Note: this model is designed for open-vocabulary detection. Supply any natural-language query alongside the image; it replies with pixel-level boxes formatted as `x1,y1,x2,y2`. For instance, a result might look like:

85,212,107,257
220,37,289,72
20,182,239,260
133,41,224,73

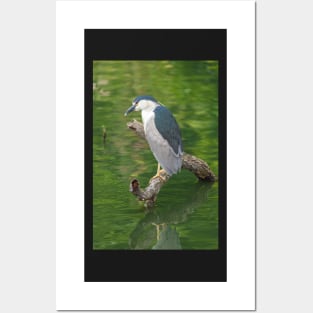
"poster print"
57,1,255,310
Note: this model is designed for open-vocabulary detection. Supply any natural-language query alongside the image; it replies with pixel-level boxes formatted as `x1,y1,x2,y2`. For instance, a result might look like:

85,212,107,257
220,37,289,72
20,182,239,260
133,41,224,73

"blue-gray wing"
145,106,183,175
154,105,183,155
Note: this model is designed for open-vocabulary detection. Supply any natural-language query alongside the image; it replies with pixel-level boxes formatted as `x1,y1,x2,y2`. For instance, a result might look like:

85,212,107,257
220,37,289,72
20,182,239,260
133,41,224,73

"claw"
149,172,166,183
149,164,167,183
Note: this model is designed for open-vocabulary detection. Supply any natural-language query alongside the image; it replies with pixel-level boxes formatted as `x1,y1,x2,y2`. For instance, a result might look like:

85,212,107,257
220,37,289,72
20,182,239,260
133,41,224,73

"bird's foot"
149,169,167,183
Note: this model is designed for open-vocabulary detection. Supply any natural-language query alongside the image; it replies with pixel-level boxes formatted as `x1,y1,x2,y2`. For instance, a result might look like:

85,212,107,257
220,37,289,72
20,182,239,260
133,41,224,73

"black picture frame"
85,29,227,282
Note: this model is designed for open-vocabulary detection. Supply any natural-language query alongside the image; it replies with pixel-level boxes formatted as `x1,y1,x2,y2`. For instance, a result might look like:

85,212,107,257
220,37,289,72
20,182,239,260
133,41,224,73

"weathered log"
129,173,169,209
127,119,217,207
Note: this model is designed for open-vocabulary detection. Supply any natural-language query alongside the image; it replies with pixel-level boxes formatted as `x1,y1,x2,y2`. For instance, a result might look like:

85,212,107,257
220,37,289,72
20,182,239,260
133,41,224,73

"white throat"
141,109,155,132
137,100,159,131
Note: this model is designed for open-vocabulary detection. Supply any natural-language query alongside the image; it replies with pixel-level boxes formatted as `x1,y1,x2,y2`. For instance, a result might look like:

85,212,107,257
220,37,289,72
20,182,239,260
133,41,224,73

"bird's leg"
156,163,161,176
152,163,161,178
149,163,167,182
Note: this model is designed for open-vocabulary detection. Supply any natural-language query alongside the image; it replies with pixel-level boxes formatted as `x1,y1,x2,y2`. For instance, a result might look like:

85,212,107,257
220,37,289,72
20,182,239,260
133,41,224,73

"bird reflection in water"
129,181,214,249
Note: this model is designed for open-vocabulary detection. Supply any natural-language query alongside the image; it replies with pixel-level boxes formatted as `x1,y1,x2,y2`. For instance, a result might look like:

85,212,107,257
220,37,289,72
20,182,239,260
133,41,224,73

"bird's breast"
141,110,155,133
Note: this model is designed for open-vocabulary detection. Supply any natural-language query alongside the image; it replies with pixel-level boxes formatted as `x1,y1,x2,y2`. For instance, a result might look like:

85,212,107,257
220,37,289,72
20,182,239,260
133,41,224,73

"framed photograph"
57,1,255,310
85,29,226,283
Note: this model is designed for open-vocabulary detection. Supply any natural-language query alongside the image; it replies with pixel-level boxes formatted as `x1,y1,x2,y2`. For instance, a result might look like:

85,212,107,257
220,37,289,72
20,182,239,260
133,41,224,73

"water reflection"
129,181,213,249
152,225,182,250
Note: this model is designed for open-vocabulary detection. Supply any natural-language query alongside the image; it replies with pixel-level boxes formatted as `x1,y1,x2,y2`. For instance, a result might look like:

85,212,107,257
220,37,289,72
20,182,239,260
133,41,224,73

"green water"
93,60,218,250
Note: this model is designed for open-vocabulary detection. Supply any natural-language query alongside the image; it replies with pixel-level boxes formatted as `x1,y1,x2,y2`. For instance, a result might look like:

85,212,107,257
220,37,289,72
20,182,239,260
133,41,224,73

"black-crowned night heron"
125,95,183,178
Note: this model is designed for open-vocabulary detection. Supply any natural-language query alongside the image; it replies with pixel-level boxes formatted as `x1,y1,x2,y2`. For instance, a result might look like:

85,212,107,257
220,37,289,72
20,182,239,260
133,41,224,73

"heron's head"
124,95,159,116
